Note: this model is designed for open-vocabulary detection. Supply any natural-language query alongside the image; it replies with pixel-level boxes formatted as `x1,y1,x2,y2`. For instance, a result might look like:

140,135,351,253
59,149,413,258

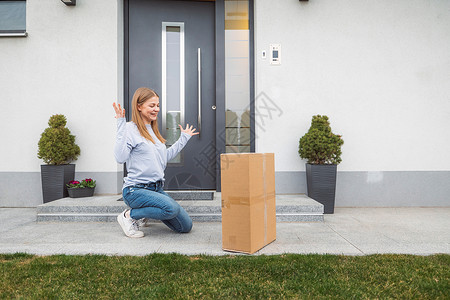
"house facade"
1,0,449,207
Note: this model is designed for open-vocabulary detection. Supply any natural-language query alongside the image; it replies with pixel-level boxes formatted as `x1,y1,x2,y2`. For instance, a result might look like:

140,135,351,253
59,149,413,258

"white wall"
2,0,449,206
1,0,122,175
255,0,450,172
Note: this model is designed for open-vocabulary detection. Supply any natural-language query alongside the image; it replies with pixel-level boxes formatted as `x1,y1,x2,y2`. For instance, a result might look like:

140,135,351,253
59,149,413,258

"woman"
113,87,199,238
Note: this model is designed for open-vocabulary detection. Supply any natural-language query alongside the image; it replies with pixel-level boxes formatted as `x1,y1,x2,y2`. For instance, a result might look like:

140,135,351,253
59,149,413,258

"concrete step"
166,190,215,201
36,194,324,223
115,190,214,201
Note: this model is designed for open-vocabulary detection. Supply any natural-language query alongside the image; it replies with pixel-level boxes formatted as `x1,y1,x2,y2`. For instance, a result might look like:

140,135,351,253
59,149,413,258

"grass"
0,253,449,299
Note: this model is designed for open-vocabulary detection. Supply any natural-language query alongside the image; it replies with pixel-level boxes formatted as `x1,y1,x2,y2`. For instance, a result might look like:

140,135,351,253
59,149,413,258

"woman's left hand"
179,124,200,136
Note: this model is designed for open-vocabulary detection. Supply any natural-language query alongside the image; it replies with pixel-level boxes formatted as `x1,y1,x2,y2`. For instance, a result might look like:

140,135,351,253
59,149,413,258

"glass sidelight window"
162,22,185,163
0,0,26,37
224,0,250,153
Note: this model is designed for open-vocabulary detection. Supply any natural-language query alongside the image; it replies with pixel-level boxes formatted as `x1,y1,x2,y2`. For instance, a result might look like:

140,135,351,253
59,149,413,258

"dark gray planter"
40,164,75,203
68,187,95,198
306,163,337,214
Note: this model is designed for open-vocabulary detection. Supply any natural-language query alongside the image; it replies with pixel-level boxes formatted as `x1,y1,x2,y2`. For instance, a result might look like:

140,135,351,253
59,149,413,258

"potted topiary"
67,178,96,198
298,115,343,214
38,114,80,203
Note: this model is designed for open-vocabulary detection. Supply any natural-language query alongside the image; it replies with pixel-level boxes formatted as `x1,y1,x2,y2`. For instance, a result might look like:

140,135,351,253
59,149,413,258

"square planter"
67,187,95,198
41,164,75,203
306,163,337,214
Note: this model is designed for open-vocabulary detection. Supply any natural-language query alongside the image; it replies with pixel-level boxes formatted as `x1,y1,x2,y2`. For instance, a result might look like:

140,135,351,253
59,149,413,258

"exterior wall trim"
276,171,450,207
0,172,123,207
215,0,226,191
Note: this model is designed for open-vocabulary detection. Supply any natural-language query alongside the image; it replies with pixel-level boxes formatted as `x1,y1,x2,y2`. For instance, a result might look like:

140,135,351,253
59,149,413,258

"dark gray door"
128,0,216,189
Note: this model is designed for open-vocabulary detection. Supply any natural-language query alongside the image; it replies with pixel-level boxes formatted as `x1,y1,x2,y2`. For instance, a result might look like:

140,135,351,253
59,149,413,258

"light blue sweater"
114,118,191,189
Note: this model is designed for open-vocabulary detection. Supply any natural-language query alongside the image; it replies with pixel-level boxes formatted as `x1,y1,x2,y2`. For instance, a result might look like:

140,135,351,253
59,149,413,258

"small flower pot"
67,187,95,198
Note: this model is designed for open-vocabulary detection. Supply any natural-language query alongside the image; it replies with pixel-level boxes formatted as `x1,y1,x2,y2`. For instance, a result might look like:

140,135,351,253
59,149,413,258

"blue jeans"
122,182,193,233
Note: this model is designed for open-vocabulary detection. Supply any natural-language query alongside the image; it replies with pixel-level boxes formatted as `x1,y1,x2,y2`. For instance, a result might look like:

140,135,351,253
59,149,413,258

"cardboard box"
220,153,276,254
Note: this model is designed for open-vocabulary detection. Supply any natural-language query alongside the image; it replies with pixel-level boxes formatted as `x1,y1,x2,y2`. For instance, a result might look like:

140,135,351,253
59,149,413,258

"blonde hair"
131,87,166,144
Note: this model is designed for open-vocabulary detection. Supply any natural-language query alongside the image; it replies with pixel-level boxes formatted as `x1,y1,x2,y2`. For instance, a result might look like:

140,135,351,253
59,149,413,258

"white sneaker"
117,210,144,238
137,218,151,227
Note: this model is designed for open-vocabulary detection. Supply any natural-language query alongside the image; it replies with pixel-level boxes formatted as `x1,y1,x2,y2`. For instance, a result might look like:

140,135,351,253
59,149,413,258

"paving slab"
0,207,449,256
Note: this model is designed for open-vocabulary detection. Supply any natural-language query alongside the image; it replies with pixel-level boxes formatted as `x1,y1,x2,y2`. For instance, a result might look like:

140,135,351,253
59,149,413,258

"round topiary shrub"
299,115,344,165
38,114,80,165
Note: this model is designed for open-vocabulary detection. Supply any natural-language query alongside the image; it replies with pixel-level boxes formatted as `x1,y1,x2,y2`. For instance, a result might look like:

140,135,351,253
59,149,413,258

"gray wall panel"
0,172,42,207
335,171,450,207
275,171,307,194
0,172,123,207
2,171,449,207
276,171,450,207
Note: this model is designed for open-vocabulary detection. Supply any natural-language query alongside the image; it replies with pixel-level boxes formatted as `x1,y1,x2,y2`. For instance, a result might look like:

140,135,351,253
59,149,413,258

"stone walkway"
0,207,449,256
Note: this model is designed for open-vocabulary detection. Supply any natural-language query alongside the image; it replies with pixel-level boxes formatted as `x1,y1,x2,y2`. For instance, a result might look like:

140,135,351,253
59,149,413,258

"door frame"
123,0,255,192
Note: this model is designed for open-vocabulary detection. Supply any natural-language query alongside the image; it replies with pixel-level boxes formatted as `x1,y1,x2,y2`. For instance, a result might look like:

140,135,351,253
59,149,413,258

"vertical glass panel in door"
224,0,251,153
162,23,185,163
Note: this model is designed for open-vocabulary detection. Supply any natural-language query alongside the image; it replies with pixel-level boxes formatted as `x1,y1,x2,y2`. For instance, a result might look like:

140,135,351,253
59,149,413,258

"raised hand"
179,124,199,136
113,102,125,119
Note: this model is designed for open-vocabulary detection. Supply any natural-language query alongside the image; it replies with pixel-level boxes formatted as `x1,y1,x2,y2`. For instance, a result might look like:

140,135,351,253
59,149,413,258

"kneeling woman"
113,87,199,238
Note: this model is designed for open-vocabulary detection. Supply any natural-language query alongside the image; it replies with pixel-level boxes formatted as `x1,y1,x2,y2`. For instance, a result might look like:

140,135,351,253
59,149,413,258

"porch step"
36,194,324,223
116,191,214,201
166,190,214,201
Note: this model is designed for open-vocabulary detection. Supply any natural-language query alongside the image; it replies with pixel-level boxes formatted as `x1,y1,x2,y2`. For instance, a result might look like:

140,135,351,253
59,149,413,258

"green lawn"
1,253,448,299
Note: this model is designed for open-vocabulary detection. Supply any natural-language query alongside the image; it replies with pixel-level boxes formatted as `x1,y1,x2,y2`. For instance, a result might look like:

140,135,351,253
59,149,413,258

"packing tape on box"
221,197,247,208
263,154,268,246
221,195,266,208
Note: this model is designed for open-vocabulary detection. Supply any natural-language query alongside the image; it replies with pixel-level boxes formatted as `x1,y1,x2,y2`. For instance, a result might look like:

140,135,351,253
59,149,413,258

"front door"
128,0,216,190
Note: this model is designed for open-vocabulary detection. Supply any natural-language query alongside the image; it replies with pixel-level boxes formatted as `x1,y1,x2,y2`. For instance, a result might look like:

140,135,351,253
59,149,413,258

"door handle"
197,48,201,137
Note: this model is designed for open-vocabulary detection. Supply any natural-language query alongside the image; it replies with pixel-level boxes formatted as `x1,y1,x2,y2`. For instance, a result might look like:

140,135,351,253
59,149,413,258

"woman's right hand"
113,102,125,119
